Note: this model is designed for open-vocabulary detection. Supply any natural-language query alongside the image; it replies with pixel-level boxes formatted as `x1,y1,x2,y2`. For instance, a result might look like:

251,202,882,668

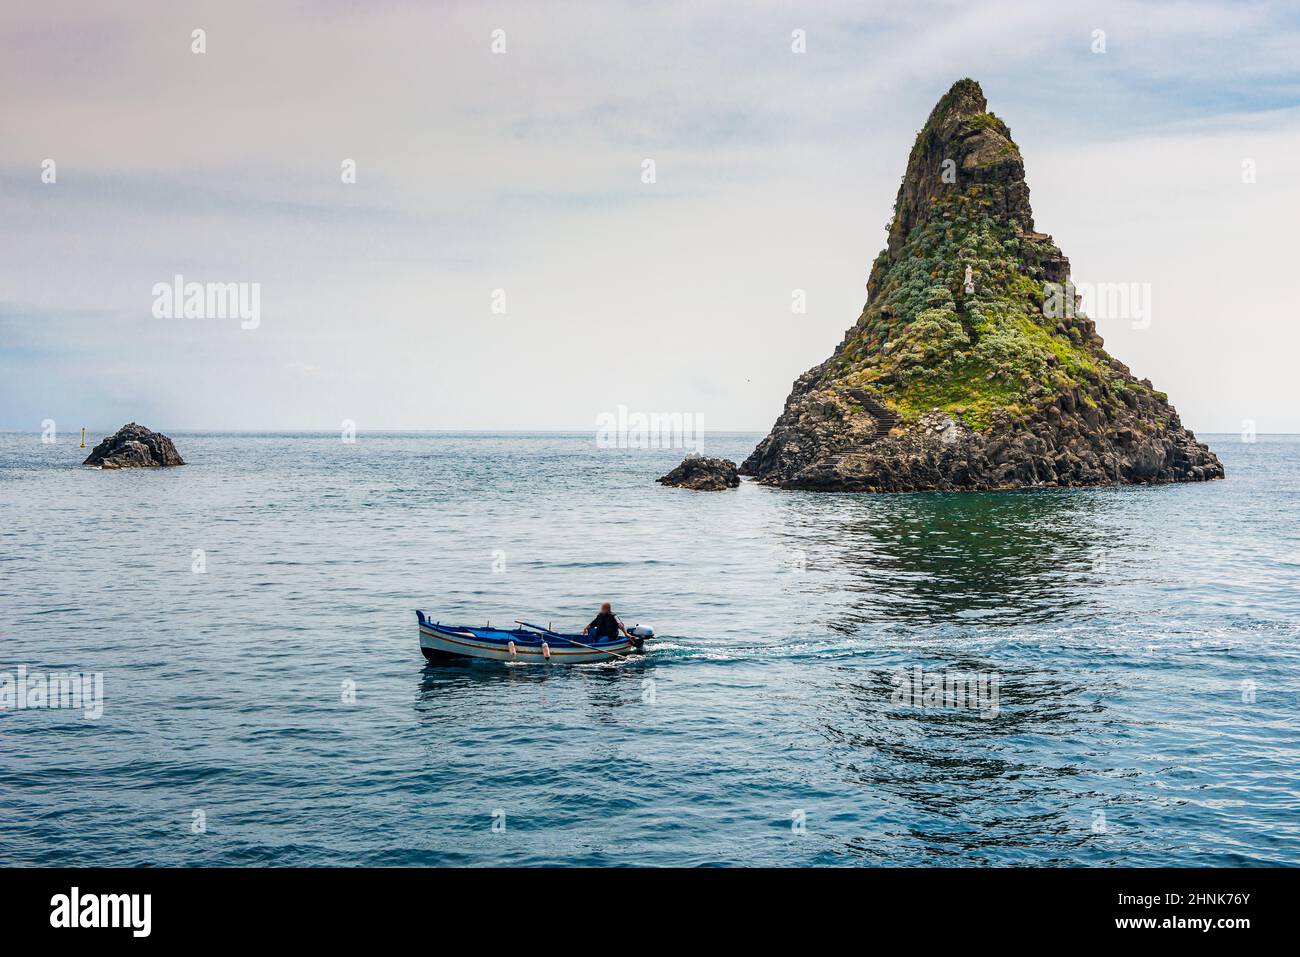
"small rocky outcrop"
657,456,739,491
83,423,185,468
743,78,1223,492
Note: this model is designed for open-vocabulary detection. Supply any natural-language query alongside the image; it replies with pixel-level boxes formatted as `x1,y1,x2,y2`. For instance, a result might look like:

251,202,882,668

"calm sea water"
1,431,1297,866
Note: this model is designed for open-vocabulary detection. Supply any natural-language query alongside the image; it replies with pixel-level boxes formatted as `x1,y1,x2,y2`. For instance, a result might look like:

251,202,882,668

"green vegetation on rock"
740,78,1223,491
827,170,1116,432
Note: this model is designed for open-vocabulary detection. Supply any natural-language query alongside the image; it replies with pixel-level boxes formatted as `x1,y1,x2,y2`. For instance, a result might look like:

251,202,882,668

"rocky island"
83,423,185,468
743,79,1223,492
658,456,740,491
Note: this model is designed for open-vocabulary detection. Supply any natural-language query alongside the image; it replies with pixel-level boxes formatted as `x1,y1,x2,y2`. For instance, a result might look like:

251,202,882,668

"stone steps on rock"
843,388,901,437
820,388,902,468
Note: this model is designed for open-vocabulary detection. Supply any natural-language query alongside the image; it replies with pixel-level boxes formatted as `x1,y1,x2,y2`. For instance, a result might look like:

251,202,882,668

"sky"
2,0,1298,433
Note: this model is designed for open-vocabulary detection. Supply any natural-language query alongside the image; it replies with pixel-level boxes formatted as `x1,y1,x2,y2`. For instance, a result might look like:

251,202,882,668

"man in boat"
583,602,634,641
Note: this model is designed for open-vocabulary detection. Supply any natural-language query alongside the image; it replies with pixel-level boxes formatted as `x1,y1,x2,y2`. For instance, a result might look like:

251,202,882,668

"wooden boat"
417,610,647,664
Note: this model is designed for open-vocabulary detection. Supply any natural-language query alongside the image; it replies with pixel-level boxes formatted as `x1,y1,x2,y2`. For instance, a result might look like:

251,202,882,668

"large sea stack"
83,423,185,468
743,79,1223,492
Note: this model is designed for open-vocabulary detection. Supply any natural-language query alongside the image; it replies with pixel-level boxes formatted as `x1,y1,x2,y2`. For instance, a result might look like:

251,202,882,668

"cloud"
0,0,1297,430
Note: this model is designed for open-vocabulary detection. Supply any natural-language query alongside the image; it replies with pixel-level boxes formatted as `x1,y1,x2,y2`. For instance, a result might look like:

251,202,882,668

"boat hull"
417,613,635,664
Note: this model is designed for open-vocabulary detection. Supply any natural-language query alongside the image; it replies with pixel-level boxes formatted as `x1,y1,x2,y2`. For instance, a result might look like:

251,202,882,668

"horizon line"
7,426,768,435
0,427,1281,437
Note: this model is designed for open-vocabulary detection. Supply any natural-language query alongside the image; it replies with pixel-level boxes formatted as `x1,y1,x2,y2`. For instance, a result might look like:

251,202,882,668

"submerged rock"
83,423,185,468
743,78,1223,492
657,456,739,491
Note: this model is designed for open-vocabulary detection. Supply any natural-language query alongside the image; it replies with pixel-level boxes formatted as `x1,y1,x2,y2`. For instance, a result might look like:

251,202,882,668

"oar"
514,620,631,661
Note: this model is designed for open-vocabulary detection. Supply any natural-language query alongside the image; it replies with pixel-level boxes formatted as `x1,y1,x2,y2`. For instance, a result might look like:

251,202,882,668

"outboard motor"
627,625,654,647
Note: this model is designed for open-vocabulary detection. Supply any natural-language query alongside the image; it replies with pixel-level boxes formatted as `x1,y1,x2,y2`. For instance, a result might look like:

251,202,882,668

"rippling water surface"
1,431,1297,866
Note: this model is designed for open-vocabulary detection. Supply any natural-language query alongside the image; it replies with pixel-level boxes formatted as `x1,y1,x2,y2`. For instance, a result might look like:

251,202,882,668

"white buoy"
541,641,551,659
507,640,516,658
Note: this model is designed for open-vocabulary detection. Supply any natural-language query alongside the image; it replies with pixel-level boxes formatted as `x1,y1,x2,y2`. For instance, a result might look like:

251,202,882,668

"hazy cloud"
2,0,1297,431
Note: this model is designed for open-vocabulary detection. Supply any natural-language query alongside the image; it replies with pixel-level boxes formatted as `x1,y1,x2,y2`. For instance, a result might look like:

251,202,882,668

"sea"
1,431,1297,866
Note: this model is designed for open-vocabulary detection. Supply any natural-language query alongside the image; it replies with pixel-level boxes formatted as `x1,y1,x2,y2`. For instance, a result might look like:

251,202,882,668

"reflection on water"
806,660,1112,863
416,656,660,729
752,481,1282,865
778,490,1131,627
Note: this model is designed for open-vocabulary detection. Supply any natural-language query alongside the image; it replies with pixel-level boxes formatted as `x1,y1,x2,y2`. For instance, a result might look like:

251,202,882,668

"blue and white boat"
417,610,651,664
